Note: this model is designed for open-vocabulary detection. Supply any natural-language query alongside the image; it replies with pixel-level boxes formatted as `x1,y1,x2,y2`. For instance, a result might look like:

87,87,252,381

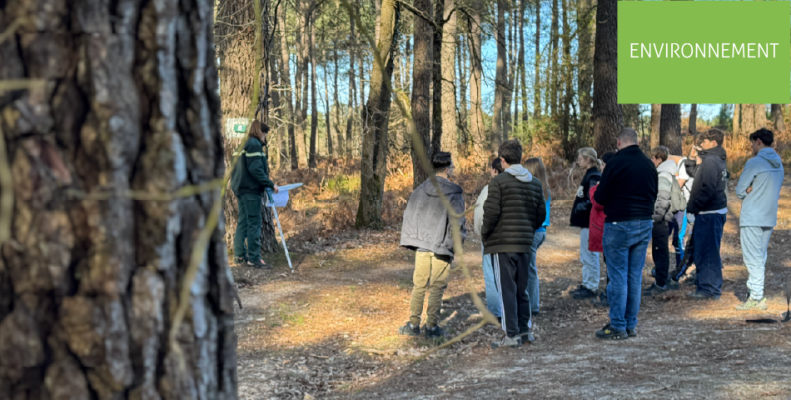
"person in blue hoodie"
230,120,279,269
735,128,784,311
523,157,551,315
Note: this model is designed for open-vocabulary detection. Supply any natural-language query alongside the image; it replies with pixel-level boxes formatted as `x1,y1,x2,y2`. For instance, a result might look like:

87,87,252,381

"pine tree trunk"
533,0,542,119
346,13,357,160
519,0,529,127
577,0,593,142
660,104,682,155
592,0,622,155
432,0,445,154
560,0,573,157
0,0,238,397
755,104,767,131
280,9,299,170
492,0,506,152
293,6,309,169
458,34,470,153
323,46,334,158
469,5,486,159
689,104,698,136
733,104,741,135
441,0,458,153
550,0,559,116
411,0,434,187
309,23,319,168
356,0,399,229
772,104,787,135
333,43,345,155
271,40,289,169
742,104,755,134
502,4,513,142
650,104,661,149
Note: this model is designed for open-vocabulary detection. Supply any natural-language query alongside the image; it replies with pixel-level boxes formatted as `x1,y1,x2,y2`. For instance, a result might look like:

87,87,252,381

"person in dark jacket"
684,129,728,300
399,152,467,338
593,128,657,340
482,140,546,348
569,147,602,299
231,120,279,269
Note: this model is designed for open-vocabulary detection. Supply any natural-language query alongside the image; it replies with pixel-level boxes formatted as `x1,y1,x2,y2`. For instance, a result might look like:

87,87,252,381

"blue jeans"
233,194,263,261
603,220,652,331
693,213,726,297
481,244,501,317
741,226,774,300
669,211,686,268
528,229,547,313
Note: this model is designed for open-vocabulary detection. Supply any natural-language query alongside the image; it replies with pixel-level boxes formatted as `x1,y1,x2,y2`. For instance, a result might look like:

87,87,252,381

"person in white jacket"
474,158,504,319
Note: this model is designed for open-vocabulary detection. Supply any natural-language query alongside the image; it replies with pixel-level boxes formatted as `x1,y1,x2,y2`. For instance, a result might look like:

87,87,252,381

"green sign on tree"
233,123,247,133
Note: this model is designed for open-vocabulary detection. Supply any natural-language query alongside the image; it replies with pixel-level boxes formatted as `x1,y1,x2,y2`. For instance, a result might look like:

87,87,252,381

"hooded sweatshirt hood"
758,147,783,170
422,176,463,197
700,145,727,161
657,159,678,176
505,164,533,183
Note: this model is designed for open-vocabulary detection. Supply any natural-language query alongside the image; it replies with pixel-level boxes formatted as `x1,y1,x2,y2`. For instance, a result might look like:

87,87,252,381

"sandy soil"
232,185,791,399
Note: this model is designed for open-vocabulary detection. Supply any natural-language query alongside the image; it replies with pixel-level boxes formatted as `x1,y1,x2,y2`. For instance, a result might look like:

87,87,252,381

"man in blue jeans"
593,128,657,340
684,129,728,300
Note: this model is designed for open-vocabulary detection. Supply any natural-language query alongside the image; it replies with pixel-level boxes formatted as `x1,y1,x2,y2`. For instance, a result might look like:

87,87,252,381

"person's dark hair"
601,152,616,164
248,119,270,143
498,139,523,165
491,157,504,174
524,157,550,199
617,127,638,144
432,151,453,171
749,128,774,146
651,146,669,162
699,128,724,146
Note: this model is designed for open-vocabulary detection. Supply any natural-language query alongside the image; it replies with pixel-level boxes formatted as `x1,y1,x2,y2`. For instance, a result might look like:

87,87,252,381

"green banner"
618,1,790,104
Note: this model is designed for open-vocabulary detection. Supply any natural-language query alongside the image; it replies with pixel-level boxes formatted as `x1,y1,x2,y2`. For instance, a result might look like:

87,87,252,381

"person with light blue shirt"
735,128,784,311
474,158,505,319
524,157,551,315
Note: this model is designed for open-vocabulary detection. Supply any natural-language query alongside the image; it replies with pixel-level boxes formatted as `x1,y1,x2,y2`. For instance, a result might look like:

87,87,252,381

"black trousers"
493,252,531,337
652,221,670,287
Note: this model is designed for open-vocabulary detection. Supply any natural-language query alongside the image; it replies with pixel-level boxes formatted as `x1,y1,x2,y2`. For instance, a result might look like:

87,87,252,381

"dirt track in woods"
232,183,791,399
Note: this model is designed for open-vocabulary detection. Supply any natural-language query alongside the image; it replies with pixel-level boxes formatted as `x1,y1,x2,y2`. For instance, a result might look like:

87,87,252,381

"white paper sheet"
264,182,302,208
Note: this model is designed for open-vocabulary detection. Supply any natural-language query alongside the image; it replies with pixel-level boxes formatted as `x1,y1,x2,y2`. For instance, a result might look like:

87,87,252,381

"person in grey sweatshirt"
735,128,784,311
644,146,677,295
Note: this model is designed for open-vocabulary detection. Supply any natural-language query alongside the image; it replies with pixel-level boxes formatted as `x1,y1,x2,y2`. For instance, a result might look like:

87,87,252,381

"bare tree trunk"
560,0,573,157
550,0,559,116
650,104,661,149
688,104,698,136
533,0,542,119
592,0,622,155
660,104,682,155
333,43,345,154
346,12,357,160
502,2,513,142
432,0,445,154
356,0,400,228
441,0,458,153
755,103,767,130
742,104,756,134
0,0,239,397
293,4,309,168
411,0,434,187
469,5,486,159
271,49,289,169
519,0,529,127
323,45,334,158
577,0,593,142
772,104,787,135
458,34,470,153
733,104,741,136
280,8,299,170
309,22,319,168
491,0,506,153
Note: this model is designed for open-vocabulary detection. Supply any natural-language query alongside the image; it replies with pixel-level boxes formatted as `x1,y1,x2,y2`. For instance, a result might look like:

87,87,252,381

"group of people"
398,126,784,347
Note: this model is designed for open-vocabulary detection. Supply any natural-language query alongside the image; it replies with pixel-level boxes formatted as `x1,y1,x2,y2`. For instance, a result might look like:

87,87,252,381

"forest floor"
232,182,791,400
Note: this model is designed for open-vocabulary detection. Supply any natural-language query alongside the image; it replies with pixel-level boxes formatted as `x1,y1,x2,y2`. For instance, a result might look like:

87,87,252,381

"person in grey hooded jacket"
399,152,467,338
644,146,677,295
735,129,784,311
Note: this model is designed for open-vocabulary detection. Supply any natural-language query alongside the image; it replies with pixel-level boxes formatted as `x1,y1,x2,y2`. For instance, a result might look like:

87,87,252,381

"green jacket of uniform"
231,137,275,197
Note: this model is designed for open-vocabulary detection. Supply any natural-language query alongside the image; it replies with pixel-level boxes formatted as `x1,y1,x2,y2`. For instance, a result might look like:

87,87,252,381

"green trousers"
409,251,451,328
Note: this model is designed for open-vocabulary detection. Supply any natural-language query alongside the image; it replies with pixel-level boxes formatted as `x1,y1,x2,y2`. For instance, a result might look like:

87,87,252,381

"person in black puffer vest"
569,147,602,300
482,140,546,349
230,120,279,269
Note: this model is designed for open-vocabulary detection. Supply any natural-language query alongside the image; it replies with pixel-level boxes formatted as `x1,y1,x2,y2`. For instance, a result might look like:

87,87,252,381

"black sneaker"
626,328,637,338
667,279,680,290
424,325,446,338
519,328,536,344
687,291,720,301
398,322,421,336
248,258,271,269
591,292,609,307
234,257,247,267
642,282,669,297
491,335,522,349
595,324,628,340
572,286,597,299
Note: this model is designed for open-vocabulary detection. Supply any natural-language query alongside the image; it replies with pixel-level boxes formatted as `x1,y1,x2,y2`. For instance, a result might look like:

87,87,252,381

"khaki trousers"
409,251,451,327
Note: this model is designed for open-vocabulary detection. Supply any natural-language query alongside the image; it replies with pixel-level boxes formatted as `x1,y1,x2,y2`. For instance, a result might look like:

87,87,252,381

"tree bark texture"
323,46,333,158
650,104,661,149
356,0,399,228
309,23,319,168
576,0,593,141
469,6,486,159
431,0,444,156
333,43,345,155
457,34,469,153
491,0,506,153
689,104,697,136
772,104,787,135
280,12,299,170
733,104,741,135
441,0,458,153
518,0,529,127
346,11,357,160
533,0,541,119
592,0,622,155
660,104,682,155
411,0,433,188
0,0,239,397
217,0,278,253
550,0,559,116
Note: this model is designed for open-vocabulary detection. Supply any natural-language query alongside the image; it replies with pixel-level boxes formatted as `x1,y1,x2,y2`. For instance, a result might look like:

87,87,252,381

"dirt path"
233,185,791,399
